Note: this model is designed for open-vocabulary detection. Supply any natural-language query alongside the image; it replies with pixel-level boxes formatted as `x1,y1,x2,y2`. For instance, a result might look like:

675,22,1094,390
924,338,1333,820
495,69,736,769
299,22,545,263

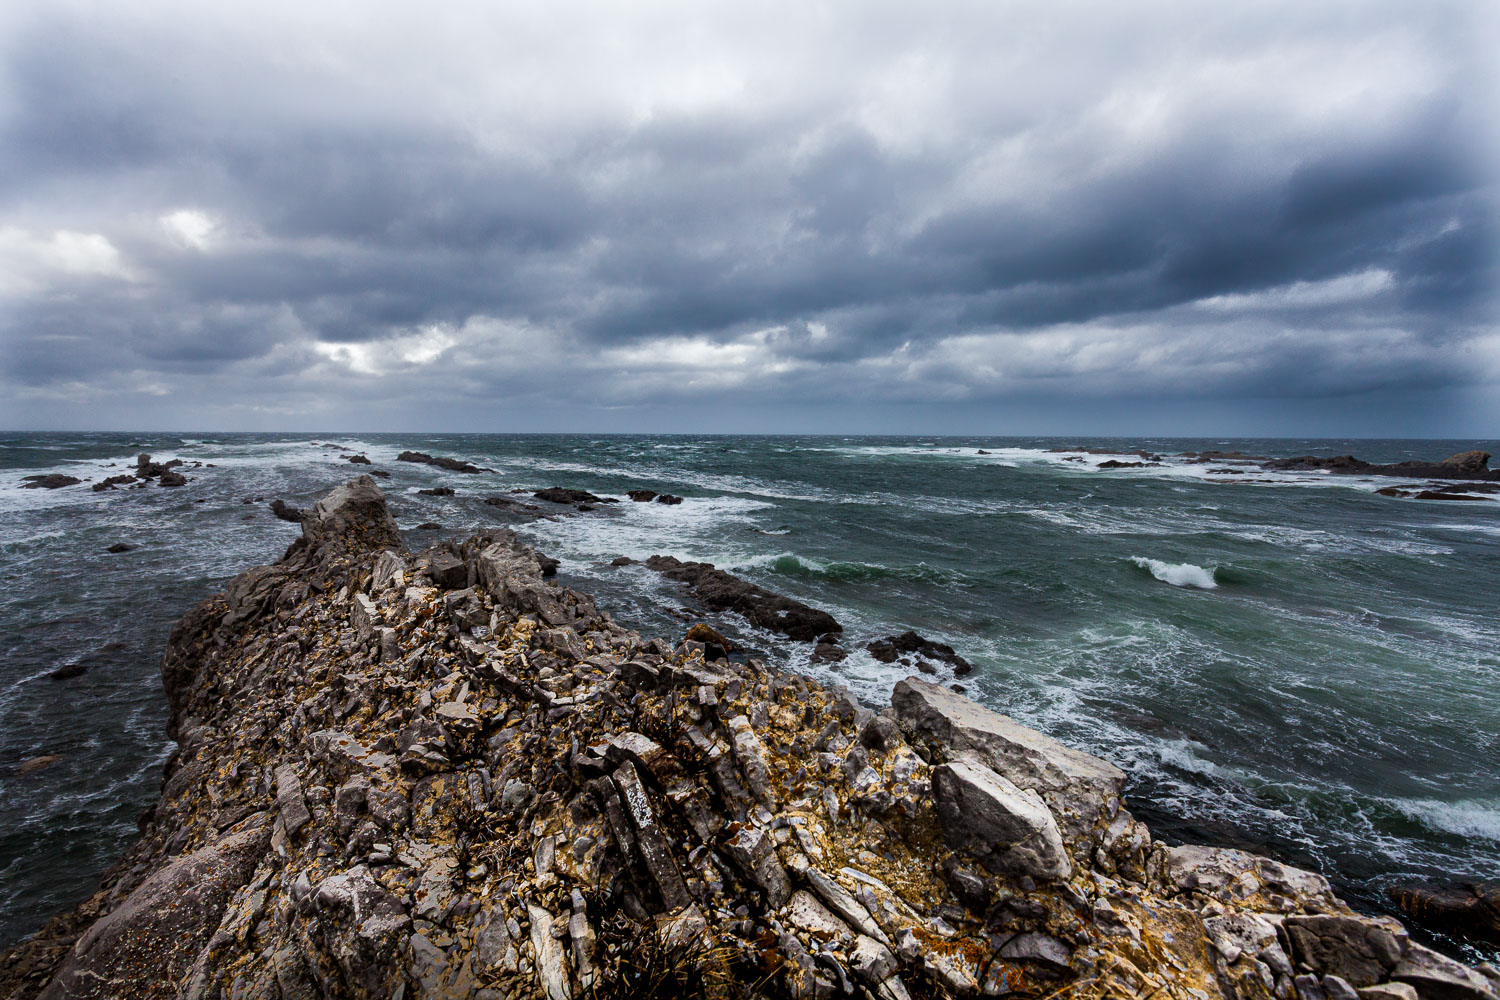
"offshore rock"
644,555,842,641
4,477,1495,1000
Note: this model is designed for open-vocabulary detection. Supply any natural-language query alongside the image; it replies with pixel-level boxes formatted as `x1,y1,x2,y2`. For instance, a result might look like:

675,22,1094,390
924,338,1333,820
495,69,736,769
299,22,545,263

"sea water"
2,433,1496,961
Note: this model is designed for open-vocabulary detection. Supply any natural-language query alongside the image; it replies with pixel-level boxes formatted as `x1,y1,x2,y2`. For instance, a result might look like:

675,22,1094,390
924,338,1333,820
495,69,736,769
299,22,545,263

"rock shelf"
3,477,1496,1000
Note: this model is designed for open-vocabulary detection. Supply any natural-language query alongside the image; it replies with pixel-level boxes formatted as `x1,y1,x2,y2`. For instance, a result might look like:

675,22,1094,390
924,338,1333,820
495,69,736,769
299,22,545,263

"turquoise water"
2,433,1497,960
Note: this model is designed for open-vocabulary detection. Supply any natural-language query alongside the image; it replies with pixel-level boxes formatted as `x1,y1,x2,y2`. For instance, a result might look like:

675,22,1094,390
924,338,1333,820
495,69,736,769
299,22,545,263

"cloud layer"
1,0,1496,433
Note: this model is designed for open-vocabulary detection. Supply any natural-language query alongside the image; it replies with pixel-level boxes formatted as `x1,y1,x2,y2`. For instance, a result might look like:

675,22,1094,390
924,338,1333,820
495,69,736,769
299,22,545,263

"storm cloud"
1,0,1495,433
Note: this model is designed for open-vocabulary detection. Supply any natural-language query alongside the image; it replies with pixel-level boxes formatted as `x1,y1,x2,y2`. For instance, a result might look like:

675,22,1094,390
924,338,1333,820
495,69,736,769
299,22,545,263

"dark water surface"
2,433,1497,960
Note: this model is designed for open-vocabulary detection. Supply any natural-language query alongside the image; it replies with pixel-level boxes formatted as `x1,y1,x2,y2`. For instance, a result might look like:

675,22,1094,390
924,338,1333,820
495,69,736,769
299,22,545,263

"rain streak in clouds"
0,0,1496,433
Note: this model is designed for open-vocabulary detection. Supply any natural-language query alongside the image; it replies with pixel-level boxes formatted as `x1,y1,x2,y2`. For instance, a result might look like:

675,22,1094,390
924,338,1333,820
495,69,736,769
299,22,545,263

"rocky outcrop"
868,631,973,675
20,474,82,489
1263,451,1499,481
1391,884,1500,949
2,478,1495,1000
645,555,843,641
396,451,490,473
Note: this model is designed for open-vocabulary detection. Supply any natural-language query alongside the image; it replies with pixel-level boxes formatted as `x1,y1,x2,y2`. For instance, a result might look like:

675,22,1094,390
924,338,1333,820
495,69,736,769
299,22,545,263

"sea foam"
1131,556,1218,589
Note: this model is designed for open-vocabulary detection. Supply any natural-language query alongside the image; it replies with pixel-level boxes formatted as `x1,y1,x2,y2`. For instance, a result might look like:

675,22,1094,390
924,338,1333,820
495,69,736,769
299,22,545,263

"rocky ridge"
3,477,1496,1000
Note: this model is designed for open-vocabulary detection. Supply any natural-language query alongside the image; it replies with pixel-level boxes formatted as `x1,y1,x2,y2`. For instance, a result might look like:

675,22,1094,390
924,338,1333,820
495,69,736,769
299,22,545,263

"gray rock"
527,903,572,1000
273,765,311,837
1392,941,1500,1000
931,760,1071,881
1358,985,1419,1000
891,677,1125,846
41,816,271,999
371,550,408,592
722,826,792,908
427,551,467,589
1285,914,1408,988
999,931,1072,969
611,762,692,911
1167,844,1341,911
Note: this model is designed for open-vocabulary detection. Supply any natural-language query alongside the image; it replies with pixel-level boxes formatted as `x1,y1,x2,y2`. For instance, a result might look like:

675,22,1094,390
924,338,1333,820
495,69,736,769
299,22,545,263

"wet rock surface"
2,477,1494,1000
1263,450,1499,481
397,451,490,473
644,555,843,641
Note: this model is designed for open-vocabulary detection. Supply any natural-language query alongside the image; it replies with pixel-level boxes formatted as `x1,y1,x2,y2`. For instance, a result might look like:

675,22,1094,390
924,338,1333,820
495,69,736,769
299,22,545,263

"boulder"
1284,914,1408,987
1391,941,1500,1000
891,677,1124,846
418,486,456,497
21,474,82,489
931,760,1071,881
626,490,657,502
158,471,188,487
40,816,271,999
106,543,134,554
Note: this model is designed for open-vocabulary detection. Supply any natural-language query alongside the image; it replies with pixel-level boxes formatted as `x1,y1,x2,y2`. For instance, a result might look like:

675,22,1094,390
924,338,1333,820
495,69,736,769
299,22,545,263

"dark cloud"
0,0,1495,432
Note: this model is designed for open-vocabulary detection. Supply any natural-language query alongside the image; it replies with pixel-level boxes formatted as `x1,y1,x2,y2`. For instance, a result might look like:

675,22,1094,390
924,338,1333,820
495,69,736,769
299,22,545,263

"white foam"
1131,556,1219,589
1385,796,1500,843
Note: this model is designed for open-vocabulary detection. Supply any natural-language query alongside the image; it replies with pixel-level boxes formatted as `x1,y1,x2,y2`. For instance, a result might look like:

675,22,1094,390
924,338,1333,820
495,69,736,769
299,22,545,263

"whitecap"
1130,556,1219,589
1384,796,1500,843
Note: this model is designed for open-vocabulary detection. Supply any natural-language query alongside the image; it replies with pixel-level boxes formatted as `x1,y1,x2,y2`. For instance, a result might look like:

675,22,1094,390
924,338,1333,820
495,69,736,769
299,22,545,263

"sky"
0,0,1496,436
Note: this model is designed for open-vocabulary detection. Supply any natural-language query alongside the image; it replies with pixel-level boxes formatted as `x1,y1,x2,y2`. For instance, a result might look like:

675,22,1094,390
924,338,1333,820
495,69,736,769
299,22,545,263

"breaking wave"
1130,556,1219,589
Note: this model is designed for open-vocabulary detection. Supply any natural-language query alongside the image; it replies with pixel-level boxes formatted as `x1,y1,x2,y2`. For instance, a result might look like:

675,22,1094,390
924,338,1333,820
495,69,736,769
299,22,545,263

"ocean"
2,432,1496,961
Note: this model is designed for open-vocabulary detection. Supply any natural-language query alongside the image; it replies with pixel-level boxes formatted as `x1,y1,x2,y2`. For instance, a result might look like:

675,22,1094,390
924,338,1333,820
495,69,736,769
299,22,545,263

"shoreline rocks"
2,477,1495,1000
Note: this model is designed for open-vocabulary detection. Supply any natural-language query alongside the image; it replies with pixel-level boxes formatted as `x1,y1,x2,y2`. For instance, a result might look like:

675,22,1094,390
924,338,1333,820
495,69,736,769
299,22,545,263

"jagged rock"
1168,845,1341,913
371,550,408,592
866,631,973,675
1390,883,1500,948
303,474,404,562
892,676,1125,847
269,498,302,522
273,765,311,837
931,760,1071,880
8,476,1494,1000
1391,942,1500,1000
426,550,467,589
158,471,188,487
626,490,657,501
1285,914,1408,987
644,555,842,641
418,486,456,496
39,816,271,999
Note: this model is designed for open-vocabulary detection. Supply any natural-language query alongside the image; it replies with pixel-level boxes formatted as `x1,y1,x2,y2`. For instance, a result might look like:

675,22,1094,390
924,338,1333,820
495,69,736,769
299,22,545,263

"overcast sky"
1,0,1495,435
